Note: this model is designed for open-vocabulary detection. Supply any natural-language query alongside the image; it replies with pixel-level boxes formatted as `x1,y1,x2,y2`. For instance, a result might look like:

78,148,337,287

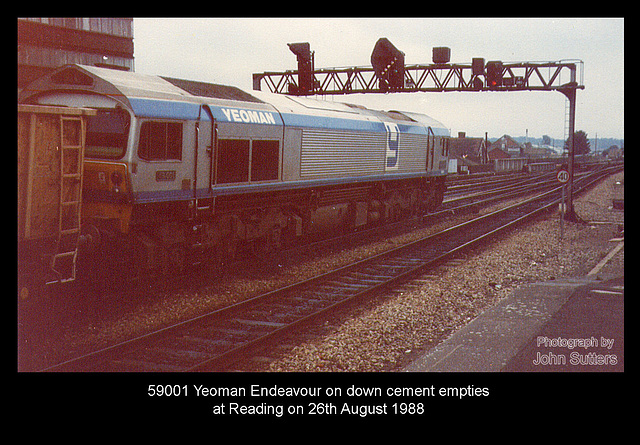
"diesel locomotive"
18,64,450,280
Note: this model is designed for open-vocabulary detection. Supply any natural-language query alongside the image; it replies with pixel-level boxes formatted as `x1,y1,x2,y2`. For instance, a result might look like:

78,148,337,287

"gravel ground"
258,171,625,372
19,171,624,371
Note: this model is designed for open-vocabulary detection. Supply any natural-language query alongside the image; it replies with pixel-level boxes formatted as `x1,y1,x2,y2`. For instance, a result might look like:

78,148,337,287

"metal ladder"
49,116,85,283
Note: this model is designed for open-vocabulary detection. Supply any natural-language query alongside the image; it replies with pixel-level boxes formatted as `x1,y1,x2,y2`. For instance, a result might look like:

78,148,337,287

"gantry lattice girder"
252,60,584,95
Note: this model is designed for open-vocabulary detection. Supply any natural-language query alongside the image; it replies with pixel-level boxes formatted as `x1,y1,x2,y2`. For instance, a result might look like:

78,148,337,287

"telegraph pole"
558,63,579,221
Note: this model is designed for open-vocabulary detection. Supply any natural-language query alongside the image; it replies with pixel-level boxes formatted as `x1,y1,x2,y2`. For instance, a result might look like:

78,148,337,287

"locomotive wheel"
167,243,187,273
217,236,238,266
252,226,282,257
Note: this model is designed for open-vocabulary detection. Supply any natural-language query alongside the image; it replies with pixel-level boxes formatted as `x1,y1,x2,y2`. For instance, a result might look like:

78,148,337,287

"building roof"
521,144,556,158
488,147,510,160
489,135,522,150
450,136,485,158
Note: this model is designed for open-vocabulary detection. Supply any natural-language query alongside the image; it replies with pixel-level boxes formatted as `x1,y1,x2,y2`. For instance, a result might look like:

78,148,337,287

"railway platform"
404,241,624,372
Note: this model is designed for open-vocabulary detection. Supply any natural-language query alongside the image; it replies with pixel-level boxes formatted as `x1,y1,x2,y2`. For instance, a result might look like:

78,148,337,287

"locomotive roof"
18,64,266,107
19,64,449,135
160,76,264,103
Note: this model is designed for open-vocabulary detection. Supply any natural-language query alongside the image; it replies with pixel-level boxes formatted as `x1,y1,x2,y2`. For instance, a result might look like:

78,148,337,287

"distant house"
603,146,624,159
541,144,564,156
488,147,510,160
521,142,557,158
449,132,488,164
489,135,522,157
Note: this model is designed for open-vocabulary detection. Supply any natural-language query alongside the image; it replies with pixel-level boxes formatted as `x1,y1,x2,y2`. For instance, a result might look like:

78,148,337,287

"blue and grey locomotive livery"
19,64,450,273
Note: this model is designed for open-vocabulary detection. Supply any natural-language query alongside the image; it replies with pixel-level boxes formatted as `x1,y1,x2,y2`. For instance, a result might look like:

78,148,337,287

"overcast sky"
133,18,624,142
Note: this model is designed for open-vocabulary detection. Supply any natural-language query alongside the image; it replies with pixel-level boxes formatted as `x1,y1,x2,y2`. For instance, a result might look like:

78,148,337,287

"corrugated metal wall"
18,18,134,89
19,18,133,38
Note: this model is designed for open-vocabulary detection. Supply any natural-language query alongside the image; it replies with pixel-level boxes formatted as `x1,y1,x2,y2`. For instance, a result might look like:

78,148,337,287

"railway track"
445,171,536,197
40,166,619,372
440,171,556,213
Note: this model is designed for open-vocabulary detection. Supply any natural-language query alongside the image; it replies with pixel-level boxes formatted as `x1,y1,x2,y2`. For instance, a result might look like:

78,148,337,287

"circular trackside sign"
557,169,570,184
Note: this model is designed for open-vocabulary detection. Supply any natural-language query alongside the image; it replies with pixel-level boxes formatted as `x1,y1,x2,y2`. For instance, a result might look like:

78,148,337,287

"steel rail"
40,167,619,372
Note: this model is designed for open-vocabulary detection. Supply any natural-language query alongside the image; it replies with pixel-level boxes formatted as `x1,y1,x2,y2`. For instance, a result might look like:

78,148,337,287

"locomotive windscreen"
86,109,130,159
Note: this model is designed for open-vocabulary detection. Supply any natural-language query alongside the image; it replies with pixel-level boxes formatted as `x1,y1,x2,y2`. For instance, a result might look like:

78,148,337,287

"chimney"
458,132,466,138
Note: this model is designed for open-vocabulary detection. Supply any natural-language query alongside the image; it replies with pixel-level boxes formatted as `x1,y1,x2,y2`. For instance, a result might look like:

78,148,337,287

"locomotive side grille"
398,133,427,172
301,129,385,178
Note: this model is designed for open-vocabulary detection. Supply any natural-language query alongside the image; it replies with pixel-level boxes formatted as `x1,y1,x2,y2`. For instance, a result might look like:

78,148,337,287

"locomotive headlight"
111,171,123,193
85,161,129,198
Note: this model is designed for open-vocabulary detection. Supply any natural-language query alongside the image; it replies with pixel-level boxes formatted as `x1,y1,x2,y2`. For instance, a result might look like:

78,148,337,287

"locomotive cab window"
86,109,130,159
138,121,183,161
217,139,279,184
